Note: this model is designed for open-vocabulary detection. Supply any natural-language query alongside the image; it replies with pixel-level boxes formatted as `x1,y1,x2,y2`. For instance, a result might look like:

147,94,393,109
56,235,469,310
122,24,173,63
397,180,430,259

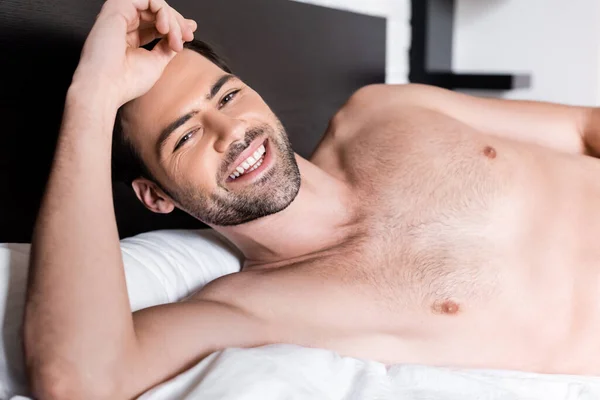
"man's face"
122,49,301,226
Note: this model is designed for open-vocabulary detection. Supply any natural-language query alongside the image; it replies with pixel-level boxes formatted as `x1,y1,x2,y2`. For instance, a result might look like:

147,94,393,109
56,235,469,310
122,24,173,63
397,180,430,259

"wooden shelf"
410,72,532,91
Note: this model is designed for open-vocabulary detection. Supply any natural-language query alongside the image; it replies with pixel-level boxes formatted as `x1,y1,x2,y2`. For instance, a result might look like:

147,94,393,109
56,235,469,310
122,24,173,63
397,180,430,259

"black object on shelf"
409,0,531,90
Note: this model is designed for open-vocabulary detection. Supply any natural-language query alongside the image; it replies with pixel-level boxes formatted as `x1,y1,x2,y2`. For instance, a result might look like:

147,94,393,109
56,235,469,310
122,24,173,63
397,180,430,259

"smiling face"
121,49,301,226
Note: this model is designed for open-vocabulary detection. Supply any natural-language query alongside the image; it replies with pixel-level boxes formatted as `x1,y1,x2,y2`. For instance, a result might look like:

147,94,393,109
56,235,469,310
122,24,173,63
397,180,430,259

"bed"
2,0,600,399
2,232,600,399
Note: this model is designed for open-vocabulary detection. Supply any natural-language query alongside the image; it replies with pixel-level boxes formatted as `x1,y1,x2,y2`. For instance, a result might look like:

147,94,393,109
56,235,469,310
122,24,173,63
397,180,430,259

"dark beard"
173,122,301,226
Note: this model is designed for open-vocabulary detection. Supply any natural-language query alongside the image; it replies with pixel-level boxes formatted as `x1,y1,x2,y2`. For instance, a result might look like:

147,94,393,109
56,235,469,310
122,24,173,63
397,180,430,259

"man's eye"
219,90,240,109
174,129,198,152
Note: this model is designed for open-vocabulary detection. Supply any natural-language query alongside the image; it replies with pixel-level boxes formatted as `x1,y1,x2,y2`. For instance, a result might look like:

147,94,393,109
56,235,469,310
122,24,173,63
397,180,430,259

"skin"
23,1,600,399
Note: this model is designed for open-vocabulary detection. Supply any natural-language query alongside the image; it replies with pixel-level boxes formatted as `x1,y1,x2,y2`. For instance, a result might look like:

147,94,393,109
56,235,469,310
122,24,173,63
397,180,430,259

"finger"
167,9,183,51
133,0,169,34
131,0,180,48
137,11,159,33
172,9,193,42
175,12,192,42
139,10,156,22
155,6,170,35
148,0,173,35
132,0,167,13
187,19,197,33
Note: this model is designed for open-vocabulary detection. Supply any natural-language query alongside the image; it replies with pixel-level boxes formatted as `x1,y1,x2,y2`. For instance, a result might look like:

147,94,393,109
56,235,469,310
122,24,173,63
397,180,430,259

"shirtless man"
23,0,600,398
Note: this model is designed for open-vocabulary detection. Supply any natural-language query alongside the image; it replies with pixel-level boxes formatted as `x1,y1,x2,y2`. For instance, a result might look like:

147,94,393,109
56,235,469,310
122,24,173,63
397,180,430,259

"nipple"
432,300,460,315
483,146,497,159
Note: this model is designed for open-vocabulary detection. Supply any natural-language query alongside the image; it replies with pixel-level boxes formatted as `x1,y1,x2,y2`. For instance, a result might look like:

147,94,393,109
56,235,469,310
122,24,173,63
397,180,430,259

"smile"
229,143,266,180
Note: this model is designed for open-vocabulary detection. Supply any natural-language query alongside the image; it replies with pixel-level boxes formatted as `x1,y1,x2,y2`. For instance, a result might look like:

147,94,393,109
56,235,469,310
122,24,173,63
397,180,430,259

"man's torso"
198,97,600,374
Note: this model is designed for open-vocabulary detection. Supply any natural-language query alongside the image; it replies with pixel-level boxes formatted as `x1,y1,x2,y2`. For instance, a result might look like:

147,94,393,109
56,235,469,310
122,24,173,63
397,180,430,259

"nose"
203,110,246,153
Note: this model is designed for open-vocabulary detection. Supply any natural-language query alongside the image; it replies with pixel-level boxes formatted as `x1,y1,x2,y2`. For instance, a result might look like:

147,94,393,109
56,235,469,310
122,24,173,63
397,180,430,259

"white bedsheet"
137,344,600,400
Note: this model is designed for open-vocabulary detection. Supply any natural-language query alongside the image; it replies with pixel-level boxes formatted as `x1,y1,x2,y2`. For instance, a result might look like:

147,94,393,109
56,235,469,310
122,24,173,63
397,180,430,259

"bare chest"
273,108,600,371
322,110,521,309
215,108,600,373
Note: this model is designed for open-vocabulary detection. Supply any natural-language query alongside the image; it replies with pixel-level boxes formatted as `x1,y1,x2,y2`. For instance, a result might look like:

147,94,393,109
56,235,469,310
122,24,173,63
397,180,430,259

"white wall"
291,0,411,84
454,0,600,105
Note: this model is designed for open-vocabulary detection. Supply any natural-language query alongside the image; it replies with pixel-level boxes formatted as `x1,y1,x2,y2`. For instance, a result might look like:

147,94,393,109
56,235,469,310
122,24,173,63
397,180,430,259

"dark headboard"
0,0,386,242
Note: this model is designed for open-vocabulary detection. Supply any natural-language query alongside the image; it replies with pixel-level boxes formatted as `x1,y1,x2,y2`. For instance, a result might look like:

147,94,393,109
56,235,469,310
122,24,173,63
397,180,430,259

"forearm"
24,83,134,396
21,0,197,395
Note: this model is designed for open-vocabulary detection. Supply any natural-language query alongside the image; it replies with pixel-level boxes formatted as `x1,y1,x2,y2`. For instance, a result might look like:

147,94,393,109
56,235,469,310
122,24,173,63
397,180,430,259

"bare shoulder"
345,83,450,105
310,84,432,168
337,84,433,117
319,84,433,140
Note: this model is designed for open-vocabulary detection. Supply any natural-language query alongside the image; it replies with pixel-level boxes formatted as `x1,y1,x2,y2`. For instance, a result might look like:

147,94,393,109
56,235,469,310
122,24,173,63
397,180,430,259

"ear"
131,178,175,214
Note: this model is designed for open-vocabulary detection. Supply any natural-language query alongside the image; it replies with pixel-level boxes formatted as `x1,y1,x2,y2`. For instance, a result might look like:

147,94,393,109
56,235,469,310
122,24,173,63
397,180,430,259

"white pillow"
0,229,243,400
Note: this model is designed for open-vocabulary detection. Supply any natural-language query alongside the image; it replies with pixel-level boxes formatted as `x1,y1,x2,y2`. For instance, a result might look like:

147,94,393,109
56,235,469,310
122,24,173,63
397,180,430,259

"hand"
72,0,197,107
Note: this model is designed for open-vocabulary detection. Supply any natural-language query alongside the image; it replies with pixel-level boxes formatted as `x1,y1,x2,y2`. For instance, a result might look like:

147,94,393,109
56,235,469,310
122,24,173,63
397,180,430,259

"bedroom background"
2,1,600,399
2,0,600,243
303,0,600,104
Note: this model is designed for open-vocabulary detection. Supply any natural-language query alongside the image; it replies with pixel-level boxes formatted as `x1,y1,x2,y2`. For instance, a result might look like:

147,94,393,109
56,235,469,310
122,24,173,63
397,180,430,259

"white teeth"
230,142,267,181
236,145,265,170
248,159,263,173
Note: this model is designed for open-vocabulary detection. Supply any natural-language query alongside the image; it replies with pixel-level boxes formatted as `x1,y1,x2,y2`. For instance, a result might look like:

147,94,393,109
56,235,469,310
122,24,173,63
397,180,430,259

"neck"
211,155,355,267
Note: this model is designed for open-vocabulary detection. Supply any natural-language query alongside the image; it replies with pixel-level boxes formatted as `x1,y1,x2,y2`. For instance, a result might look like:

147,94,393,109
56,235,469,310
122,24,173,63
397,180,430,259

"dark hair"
111,39,232,187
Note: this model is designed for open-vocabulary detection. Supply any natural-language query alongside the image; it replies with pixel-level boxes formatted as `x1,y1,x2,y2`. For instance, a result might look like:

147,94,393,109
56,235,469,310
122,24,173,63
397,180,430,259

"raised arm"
22,2,264,398
351,84,600,156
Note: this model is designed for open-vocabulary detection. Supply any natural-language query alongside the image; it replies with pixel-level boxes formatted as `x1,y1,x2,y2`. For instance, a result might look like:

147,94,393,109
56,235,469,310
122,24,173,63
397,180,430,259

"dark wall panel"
0,0,386,242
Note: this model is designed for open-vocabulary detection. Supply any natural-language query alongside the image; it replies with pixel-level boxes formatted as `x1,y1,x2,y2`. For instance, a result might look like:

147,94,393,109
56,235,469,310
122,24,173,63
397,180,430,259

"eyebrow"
208,74,236,101
156,74,237,156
